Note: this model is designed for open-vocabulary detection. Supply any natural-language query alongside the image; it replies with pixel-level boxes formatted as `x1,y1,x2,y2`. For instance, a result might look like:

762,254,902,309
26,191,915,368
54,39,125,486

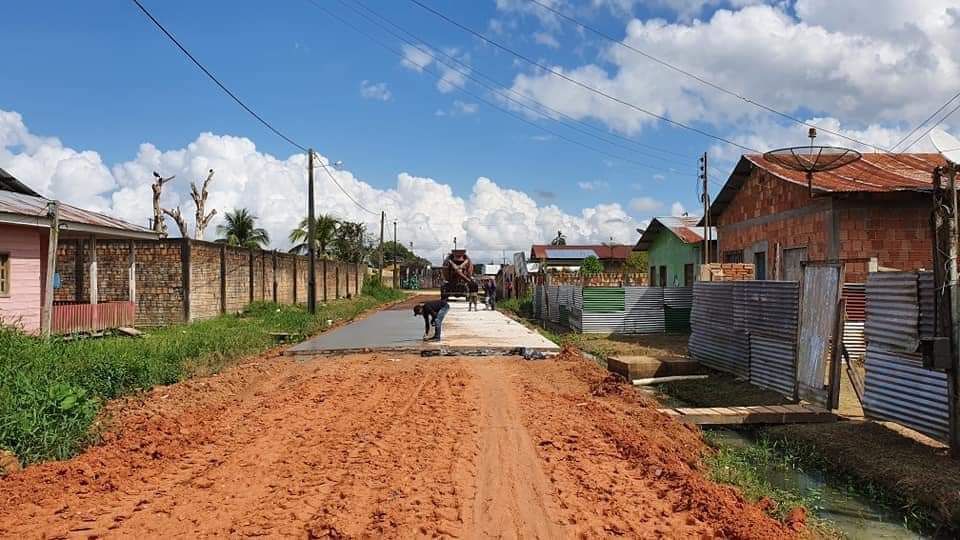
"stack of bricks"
699,263,756,282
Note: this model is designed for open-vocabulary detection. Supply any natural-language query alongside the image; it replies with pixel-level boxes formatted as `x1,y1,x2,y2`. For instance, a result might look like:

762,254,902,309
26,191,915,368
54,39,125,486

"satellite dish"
930,129,960,165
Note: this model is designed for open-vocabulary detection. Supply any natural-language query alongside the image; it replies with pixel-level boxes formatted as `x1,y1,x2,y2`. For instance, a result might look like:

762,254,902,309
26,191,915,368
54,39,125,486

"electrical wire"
405,0,759,152
308,0,691,175
131,0,385,218
890,90,960,151
900,99,960,153
130,0,307,152
346,0,691,163
523,0,916,155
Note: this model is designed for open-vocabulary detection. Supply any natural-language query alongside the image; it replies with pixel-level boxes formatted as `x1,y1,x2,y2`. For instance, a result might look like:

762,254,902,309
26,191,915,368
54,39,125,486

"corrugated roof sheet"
544,248,597,259
0,189,155,236
0,168,41,196
634,216,717,250
531,244,631,260
706,153,946,224
744,153,944,193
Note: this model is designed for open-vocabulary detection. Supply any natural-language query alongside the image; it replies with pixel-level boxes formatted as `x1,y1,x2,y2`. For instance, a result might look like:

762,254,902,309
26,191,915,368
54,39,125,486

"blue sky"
2,0,958,262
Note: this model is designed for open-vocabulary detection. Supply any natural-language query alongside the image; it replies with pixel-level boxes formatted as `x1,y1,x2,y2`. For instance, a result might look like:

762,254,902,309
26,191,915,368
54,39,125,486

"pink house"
0,168,158,336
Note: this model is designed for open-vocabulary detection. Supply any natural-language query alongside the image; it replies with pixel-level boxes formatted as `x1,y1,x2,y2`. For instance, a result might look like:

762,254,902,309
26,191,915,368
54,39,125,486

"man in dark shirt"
414,298,450,341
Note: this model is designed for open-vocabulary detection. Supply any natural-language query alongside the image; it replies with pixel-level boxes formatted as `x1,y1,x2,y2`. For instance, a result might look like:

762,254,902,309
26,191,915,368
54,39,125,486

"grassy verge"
0,281,405,467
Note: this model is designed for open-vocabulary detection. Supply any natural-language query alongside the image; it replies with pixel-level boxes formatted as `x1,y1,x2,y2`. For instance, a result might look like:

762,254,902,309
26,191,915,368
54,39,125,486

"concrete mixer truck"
440,249,474,298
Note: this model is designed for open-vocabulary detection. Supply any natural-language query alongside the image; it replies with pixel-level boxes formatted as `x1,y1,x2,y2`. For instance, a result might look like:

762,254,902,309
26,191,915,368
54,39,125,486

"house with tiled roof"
705,153,945,282
634,216,716,287
529,243,632,272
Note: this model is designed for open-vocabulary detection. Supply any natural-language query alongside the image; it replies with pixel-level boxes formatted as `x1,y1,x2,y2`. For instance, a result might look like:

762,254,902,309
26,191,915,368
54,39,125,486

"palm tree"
288,214,338,256
216,208,270,249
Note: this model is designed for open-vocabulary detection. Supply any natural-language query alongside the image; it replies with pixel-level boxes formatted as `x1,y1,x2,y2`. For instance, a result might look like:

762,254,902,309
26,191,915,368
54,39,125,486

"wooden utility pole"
378,211,385,285
151,172,174,237
948,165,960,457
307,150,317,314
393,219,398,289
191,169,216,239
41,201,59,339
700,152,710,265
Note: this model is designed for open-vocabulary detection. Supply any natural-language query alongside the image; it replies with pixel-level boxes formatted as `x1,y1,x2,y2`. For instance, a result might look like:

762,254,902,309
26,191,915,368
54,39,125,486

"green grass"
0,280,404,466
702,430,821,521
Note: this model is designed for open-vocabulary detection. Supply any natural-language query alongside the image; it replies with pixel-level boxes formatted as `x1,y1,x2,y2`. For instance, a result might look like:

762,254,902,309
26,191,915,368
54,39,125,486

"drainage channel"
651,392,926,539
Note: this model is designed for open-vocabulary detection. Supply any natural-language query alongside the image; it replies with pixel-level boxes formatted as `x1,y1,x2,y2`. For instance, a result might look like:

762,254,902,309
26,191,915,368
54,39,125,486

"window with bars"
0,253,9,296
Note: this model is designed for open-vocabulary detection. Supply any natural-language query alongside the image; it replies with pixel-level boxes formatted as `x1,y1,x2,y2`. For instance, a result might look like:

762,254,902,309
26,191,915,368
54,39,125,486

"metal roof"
0,189,157,239
707,153,946,223
634,216,717,250
0,168,40,196
544,248,598,259
531,244,631,260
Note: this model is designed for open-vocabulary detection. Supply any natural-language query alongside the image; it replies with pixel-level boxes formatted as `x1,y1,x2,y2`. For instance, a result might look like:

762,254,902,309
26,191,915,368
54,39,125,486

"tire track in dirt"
467,361,566,538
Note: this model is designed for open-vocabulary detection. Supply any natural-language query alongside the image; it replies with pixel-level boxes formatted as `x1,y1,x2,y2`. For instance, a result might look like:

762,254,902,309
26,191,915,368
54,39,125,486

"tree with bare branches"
162,206,190,238
151,172,175,237
192,169,216,240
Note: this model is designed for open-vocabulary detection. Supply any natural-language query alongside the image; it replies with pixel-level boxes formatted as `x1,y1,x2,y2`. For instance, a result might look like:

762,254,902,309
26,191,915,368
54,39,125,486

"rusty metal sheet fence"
52,301,137,335
863,271,950,442
690,281,799,396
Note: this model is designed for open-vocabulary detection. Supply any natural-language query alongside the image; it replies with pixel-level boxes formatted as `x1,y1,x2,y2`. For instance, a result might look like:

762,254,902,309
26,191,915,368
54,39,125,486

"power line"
130,0,307,152
346,0,691,163
308,0,690,175
405,0,760,152
891,91,960,151
523,0,929,157
131,0,383,218
901,99,960,153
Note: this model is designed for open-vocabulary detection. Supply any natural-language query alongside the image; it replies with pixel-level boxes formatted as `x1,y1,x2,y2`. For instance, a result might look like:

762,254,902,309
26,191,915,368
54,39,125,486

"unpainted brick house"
706,153,946,283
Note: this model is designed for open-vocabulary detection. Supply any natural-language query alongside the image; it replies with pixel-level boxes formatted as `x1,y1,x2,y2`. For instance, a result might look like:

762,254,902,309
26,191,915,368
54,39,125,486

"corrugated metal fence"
690,281,799,397
863,271,950,442
536,284,691,335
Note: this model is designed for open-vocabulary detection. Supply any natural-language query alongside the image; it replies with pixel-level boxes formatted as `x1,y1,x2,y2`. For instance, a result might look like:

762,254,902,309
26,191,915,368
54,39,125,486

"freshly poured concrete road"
288,300,558,356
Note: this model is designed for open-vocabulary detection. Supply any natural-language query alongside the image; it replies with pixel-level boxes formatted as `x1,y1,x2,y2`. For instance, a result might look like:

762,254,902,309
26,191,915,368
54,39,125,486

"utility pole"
948,165,960,457
699,152,710,265
393,219,398,289
307,149,317,314
378,211,385,285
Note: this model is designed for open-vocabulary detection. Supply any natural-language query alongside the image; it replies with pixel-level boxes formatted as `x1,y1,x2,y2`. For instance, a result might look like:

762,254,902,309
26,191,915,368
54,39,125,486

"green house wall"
648,232,701,286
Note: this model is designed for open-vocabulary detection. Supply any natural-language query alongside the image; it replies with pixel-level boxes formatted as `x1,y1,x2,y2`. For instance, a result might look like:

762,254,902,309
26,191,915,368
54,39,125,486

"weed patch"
0,284,404,466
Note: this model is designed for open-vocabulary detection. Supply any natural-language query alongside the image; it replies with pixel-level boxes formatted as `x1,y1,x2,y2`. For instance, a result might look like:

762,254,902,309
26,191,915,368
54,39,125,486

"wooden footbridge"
660,404,835,426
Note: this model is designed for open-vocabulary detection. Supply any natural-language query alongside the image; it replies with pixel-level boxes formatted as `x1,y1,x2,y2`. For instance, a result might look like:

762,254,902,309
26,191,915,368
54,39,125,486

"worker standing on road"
414,298,450,341
484,279,497,310
467,279,479,312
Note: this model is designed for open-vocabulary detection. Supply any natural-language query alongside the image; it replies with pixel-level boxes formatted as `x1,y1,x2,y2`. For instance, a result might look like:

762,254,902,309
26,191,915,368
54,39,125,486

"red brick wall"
717,168,933,283
836,194,932,282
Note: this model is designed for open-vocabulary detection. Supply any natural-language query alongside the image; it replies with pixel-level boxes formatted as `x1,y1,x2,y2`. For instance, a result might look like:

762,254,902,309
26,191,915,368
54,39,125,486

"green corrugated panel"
559,305,569,328
665,306,691,334
583,287,625,313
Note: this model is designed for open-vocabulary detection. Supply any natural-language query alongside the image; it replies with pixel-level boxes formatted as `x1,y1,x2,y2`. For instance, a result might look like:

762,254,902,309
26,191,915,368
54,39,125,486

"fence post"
322,258,328,303
181,239,192,323
219,244,227,314
272,251,278,303
248,248,255,305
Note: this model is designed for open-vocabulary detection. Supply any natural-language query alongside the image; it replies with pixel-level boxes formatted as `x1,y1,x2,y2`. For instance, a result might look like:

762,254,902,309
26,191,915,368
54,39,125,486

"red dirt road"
0,349,794,538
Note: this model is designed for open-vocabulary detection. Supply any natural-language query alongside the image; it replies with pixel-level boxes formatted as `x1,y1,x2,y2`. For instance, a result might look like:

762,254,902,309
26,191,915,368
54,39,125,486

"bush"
499,291,533,318
0,291,404,466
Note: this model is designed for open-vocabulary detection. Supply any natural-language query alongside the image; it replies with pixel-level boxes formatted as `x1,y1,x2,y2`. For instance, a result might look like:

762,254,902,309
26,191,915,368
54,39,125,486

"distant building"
634,216,716,287
706,153,944,282
529,244,632,272
0,168,157,335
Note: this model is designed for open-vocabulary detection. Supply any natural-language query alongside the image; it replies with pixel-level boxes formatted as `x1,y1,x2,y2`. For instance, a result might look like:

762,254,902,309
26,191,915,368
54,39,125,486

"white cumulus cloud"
0,109,644,264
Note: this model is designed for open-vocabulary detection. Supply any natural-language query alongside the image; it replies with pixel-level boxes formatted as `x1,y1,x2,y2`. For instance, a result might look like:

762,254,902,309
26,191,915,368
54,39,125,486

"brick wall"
716,167,933,283
189,242,221,321
52,238,363,326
